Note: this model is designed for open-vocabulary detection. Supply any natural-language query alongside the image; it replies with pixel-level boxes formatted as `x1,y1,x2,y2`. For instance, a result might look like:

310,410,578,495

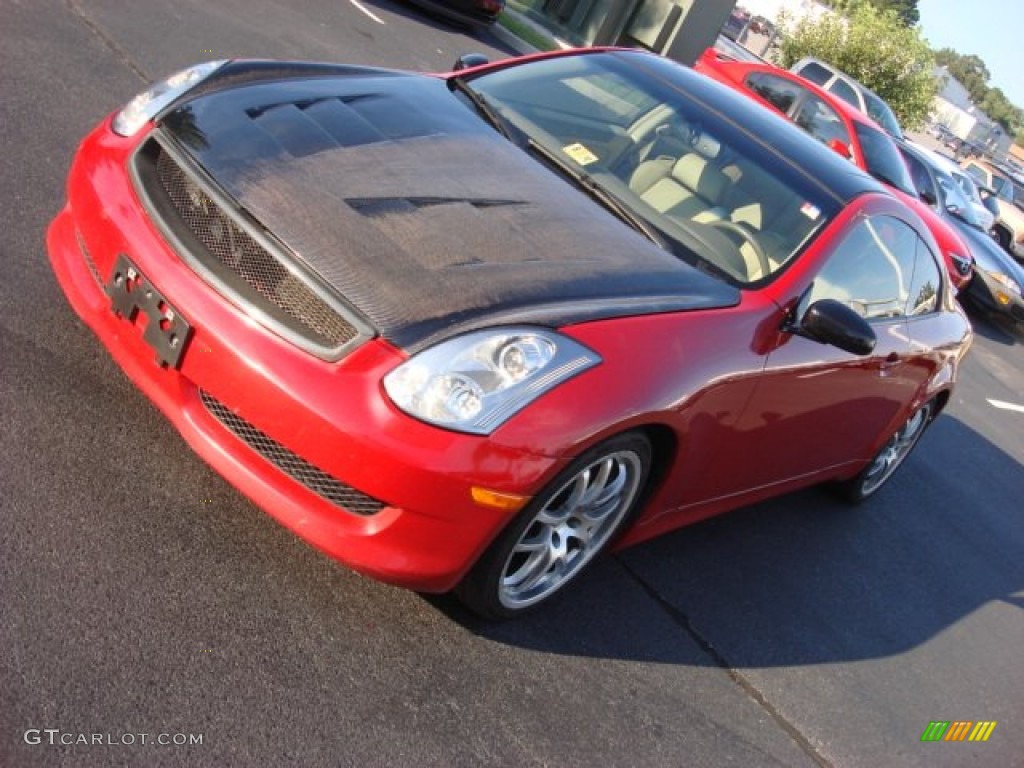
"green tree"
820,0,920,27
866,0,919,26
776,1,937,130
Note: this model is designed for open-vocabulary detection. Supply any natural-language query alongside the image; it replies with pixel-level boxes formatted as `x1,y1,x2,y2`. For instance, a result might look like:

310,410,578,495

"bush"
776,1,937,130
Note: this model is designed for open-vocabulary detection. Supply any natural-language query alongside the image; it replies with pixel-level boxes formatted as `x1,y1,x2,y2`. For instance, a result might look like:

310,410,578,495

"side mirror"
790,298,876,356
827,138,853,160
453,53,491,72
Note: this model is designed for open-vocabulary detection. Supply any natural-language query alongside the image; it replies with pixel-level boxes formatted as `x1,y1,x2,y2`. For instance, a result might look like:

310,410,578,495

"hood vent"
345,196,527,218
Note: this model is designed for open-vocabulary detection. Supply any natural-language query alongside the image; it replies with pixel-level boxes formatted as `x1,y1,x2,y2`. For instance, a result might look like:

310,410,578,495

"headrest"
672,153,728,204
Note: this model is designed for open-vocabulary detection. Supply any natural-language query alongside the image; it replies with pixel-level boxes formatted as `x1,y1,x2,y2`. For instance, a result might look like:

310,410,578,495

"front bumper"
965,269,1024,324
46,119,562,592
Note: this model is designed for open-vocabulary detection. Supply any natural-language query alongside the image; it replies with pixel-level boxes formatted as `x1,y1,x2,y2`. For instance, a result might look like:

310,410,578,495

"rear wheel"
837,400,934,503
456,432,652,619
995,226,1012,253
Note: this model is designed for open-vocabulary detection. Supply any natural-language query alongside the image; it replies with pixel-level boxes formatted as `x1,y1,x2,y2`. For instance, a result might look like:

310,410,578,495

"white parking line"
987,399,1024,414
349,0,385,24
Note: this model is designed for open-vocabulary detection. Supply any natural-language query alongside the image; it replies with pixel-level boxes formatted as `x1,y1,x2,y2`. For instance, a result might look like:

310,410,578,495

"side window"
908,239,943,316
792,95,850,147
828,78,860,108
745,72,802,114
963,163,988,186
807,216,917,320
992,176,1013,201
797,61,832,86
901,150,938,207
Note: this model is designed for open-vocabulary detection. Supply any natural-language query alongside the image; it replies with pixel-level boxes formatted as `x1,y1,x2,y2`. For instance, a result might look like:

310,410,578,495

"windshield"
949,168,983,205
853,122,916,195
937,173,983,228
457,52,836,286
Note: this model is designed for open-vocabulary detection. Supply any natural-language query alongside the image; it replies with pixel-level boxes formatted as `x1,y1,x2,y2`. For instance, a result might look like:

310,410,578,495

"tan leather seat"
630,153,730,222
720,161,806,280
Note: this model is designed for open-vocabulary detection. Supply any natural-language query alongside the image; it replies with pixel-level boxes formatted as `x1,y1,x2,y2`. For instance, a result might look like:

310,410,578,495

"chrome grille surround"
132,135,374,360
200,390,385,516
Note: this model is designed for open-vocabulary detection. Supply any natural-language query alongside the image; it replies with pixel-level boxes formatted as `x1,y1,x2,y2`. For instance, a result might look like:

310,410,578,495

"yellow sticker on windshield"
562,142,599,166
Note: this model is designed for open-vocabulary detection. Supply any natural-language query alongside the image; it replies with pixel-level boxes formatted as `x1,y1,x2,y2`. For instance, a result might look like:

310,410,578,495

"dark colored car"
406,0,505,28
48,49,972,618
899,141,1024,325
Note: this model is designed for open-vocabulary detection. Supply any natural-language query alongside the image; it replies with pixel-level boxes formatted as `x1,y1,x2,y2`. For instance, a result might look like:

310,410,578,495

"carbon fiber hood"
162,65,739,350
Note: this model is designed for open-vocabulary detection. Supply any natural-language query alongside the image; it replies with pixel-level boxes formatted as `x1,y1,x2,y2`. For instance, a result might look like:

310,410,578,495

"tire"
456,432,652,620
995,226,1012,254
836,400,935,504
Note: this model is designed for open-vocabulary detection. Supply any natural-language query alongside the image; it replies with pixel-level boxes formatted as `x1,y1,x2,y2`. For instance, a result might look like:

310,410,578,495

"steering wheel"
707,220,770,278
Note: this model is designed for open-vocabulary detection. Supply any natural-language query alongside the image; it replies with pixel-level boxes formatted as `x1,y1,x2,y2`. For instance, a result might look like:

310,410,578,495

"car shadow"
426,413,1024,668
964,301,1024,345
359,0,522,58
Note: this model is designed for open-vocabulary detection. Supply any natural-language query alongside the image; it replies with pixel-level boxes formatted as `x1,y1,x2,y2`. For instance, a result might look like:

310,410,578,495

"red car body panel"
49,118,568,592
695,52,973,291
48,52,973,594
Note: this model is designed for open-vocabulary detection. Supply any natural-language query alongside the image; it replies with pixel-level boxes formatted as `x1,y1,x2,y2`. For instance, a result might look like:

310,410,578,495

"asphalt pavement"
2,1,1022,766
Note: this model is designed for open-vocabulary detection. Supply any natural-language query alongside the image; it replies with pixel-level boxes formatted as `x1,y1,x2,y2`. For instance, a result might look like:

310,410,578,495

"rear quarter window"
828,78,860,108
796,61,832,86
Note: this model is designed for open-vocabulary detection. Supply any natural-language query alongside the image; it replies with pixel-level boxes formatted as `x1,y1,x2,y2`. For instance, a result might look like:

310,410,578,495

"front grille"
76,230,103,287
200,390,385,516
145,141,363,355
951,254,972,277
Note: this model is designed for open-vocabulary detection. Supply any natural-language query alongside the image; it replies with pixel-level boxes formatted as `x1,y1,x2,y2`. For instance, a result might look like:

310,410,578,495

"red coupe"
48,49,972,618
696,51,975,291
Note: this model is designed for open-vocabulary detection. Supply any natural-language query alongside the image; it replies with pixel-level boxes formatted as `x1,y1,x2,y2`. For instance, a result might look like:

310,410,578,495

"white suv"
791,57,903,140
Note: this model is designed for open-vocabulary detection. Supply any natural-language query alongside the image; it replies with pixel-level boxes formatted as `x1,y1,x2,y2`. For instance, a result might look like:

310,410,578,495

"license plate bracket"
106,254,192,369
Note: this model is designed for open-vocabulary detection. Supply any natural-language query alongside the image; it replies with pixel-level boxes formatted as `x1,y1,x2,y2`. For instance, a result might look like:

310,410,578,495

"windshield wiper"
448,78,520,143
448,80,665,250
524,139,667,248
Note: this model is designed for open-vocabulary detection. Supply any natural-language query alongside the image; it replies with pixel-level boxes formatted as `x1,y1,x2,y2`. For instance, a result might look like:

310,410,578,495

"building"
526,0,737,64
932,67,1012,160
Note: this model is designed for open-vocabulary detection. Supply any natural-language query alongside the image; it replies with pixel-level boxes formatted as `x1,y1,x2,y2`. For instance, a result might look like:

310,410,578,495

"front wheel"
456,432,652,619
837,400,935,503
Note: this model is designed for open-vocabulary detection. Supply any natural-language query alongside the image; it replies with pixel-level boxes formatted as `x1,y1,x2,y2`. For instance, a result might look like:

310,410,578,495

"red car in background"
696,51,974,290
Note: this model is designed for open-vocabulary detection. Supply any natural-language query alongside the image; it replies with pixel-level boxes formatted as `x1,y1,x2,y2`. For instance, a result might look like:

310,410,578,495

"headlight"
383,328,600,434
989,271,1022,296
112,60,227,137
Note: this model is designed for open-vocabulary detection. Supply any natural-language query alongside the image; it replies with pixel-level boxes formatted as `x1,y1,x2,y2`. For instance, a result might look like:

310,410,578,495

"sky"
915,0,1023,109
738,0,1022,111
